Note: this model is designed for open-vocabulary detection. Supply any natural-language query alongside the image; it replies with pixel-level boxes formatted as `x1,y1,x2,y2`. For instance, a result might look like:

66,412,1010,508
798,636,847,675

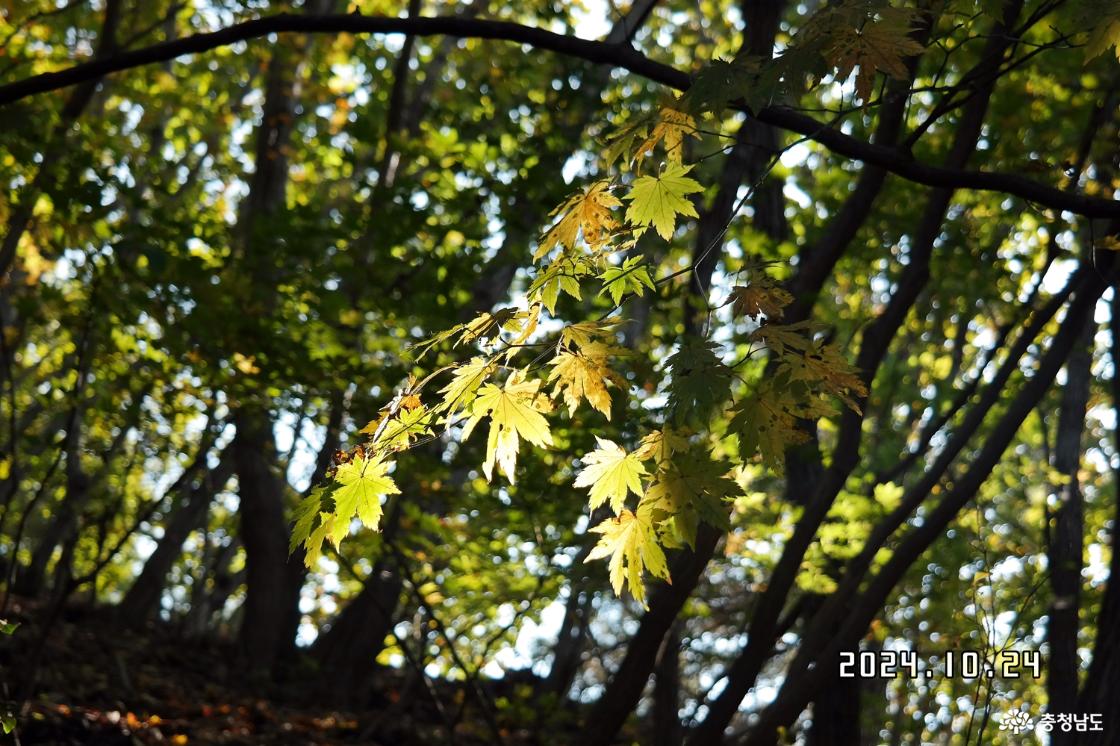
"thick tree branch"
1,13,1118,218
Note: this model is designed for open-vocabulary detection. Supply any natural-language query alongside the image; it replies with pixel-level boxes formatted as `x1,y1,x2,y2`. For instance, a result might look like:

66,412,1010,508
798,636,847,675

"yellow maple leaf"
573,437,647,513
535,180,621,259
438,357,496,415
547,341,626,418
624,164,703,240
462,373,553,483
585,507,670,609
634,427,690,466
1084,4,1120,61
635,106,700,166
327,454,401,545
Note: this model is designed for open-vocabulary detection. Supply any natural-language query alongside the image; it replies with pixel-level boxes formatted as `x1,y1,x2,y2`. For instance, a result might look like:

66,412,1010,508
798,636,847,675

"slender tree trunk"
540,546,596,700
16,409,92,597
311,565,404,703
118,455,234,624
184,538,242,638
1046,317,1093,740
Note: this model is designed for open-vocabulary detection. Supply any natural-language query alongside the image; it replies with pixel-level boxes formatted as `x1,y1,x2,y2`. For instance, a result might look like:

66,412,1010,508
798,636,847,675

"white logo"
999,710,1035,735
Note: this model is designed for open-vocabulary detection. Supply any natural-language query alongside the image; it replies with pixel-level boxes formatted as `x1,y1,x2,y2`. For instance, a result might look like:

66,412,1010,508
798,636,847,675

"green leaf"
624,164,703,240
574,437,647,513
820,6,925,100
598,255,655,305
641,447,736,548
290,486,327,555
666,338,733,426
528,256,587,314
328,454,401,544
729,385,808,473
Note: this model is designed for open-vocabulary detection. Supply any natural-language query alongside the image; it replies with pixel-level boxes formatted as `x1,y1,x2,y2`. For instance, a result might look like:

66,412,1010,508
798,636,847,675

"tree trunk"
652,622,683,746
230,0,337,674
233,406,297,673
311,565,404,703
1046,316,1093,739
118,454,234,624
184,538,242,638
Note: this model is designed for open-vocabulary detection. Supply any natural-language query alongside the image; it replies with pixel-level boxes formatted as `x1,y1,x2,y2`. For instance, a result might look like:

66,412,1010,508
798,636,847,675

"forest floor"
0,597,563,745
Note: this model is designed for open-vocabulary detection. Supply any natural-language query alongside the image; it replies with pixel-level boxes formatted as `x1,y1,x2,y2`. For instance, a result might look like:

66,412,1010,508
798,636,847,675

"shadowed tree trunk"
118,453,235,624
652,621,683,746
1046,315,1093,742
230,0,338,674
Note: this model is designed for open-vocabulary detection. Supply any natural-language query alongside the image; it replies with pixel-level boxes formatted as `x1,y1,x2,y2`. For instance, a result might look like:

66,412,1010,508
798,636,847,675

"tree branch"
1,13,1118,218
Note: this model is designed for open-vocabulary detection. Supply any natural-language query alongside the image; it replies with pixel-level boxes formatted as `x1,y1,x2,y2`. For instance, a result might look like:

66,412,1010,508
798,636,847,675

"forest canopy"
2,0,1120,744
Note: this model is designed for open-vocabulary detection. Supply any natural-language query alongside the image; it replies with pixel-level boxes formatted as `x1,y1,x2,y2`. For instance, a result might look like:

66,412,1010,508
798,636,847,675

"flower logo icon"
999,709,1035,735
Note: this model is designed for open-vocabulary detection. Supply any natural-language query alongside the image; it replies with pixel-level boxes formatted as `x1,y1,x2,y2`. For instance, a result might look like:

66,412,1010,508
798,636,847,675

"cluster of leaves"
290,93,867,607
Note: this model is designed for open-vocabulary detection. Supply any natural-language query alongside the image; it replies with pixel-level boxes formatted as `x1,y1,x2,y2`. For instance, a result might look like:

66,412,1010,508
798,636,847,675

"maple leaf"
304,519,333,567
574,437,647,513
666,338,733,426
414,307,521,357
684,52,808,114
460,306,522,346
603,119,649,169
727,283,793,320
749,320,816,356
684,57,760,114
528,256,587,314
642,447,736,548
1083,2,1120,61
635,427,691,466
586,506,670,609
536,180,621,259
783,342,867,413
825,8,925,101
599,255,656,306
560,318,625,349
548,340,627,418
326,454,401,545
635,106,700,166
290,486,327,556
439,358,497,415
375,405,433,451
505,303,541,350
462,373,554,483
624,164,703,240
729,386,808,473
